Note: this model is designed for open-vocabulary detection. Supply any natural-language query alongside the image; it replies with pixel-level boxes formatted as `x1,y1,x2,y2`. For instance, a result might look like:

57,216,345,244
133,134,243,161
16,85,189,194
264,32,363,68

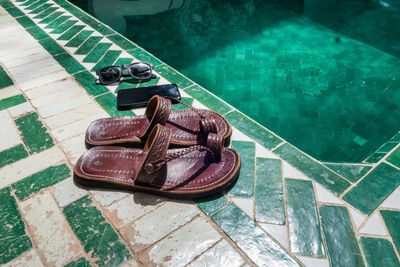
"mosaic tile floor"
0,0,400,266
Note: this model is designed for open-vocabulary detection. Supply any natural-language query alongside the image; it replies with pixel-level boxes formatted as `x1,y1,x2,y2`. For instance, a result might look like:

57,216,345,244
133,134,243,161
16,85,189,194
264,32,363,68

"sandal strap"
141,96,172,138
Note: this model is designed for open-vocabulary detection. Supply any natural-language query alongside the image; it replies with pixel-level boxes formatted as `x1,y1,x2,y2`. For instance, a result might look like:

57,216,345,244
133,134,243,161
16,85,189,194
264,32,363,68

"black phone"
117,83,181,110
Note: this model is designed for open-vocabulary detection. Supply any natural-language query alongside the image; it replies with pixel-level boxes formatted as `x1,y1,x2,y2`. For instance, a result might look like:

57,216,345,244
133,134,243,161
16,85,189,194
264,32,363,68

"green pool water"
71,0,400,163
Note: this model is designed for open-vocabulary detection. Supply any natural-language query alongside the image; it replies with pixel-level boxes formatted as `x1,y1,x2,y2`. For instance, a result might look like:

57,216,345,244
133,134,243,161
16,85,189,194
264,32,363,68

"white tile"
381,189,400,210
348,206,367,229
231,197,254,219
187,239,245,267
90,189,129,206
120,201,200,252
282,161,309,180
4,50,50,69
141,217,221,267
103,193,165,229
297,256,329,267
255,143,280,159
0,147,66,188
314,183,343,204
4,249,44,267
24,78,82,100
8,57,63,83
231,128,253,142
18,70,70,91
0,110,21,151
8,102,35,118
359,213,388,236
19,191,82,266
29,87,83,108
37,95,92,118
59,134,87,165
44,103,107,130
0,85,19,100
259,223,289,249
53,177,88,207
0,46,45,64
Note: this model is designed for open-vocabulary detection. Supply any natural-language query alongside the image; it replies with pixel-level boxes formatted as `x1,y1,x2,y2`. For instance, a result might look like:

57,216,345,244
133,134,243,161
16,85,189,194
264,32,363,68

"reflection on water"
71,0,400,163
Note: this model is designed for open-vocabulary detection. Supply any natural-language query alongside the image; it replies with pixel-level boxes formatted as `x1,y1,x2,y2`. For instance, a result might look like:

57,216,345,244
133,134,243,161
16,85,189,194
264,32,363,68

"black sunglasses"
95,62,156,85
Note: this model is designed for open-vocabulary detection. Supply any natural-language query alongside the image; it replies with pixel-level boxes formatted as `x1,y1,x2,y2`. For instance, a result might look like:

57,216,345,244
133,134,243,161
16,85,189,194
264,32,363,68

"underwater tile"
0,94,26,110
0,65,13,88
154,64,192,88
73,70,108,96
107,34,137,50
53,52,85,74
25,25,48,40
15,112,54,153
16,15,35,28
212,204,300,267
184,85,232,114
82,42,112,63
64,257,92,267
33,6,58,20
0,187,32,264
91,50,122,71
227,141,255,197
50,19,77,34
359,237,400,267
0,144,29,168
65,30,93,48
75,36,102,55
195,193,230,216
285,179,325,257
377,142,398,153
63,196,131,266
95,92,135,117
38,10,62,24
380,210,400,253
128,48,162,67
255,158,285,224
364,152,385,163
39,37,64,56
45,15,71,29
57,25,85,41
225,111,283,150
386,146,400,168
12,164,70,200
323,163,372,183
274,143,350,195
343,163,400,215
319,205,364,267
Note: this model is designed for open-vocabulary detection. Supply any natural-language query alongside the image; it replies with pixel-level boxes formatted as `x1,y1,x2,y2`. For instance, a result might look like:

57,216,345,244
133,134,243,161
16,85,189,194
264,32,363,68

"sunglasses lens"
129,62,152,79
99,66,121,84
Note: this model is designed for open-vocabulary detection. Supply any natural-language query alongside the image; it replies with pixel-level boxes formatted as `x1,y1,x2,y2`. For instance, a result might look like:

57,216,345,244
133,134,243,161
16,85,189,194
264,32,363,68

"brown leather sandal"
75,124,240,198
85,95,232,147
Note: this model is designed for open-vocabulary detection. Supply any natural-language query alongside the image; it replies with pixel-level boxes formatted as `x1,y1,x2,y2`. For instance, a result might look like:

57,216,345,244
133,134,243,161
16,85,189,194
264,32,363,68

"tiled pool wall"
0,0,400,266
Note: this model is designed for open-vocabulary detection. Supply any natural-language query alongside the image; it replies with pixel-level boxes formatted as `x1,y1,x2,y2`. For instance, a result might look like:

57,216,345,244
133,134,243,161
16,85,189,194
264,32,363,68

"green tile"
107,34,137,50
380,210,400,254
33,6,57,19
64,257,92,267
114,58,133,66
135,76,160,88
26,25,48,40
225,111,283,150
95,92,135,117
75,36,102,55
83,43,112,63
274,143,351,195
319,205,364,267
16,15,35,28
386,146,400,168
0,187,32,264
15,112,54,153
255,158,285,224
0,65,13,88
184,85,232,115
38,10,62,24
343,163,400,215
195,194,230,216
0,0,13,8
0,144,28,168
227,141,255,197
323,163,372,183
50,19,77,34
73,71,108,96
359,237,400,267
171,97,193,111
65,30,93,47
91,50,122,71
285,179,325,257
39,37,64,56
63,196,131,266
0,94,26,110
53,52,85,74
5,6,24,17
154,63,192,88
58,25,85,41
28,2,50,13
212,204,300,266
12,164,70,200
45,15,71,29
128,48,162,67
20,0,37,6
